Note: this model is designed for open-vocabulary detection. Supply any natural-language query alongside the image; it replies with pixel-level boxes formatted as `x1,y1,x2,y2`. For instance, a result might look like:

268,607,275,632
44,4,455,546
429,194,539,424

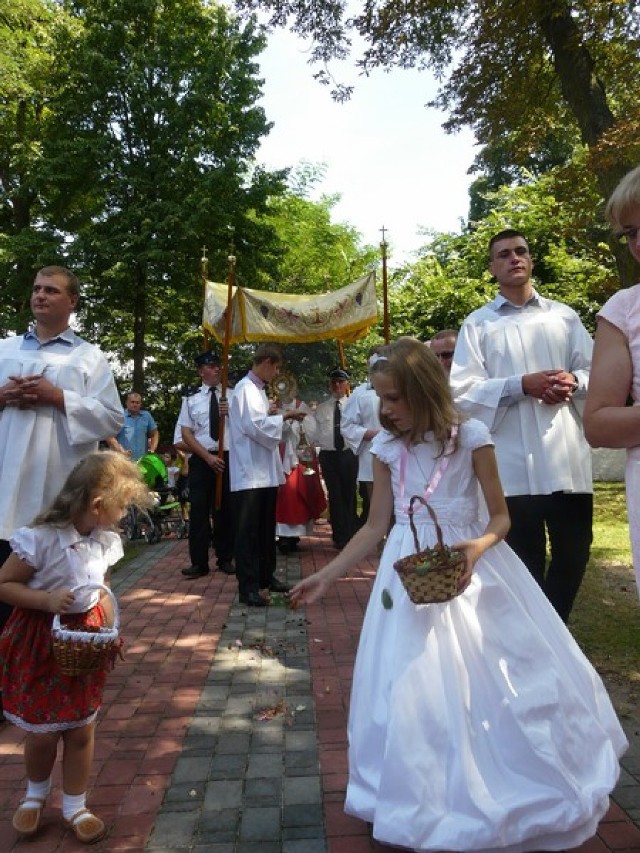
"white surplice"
228,373,284,491
0,335,123,540
450,292,593,495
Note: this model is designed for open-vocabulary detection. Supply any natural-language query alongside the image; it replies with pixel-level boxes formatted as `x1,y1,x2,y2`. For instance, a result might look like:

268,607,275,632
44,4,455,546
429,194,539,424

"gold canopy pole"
338,340,346,369
201,246,210,350
380,226,390,344
337,340,351,397
215,244,235,510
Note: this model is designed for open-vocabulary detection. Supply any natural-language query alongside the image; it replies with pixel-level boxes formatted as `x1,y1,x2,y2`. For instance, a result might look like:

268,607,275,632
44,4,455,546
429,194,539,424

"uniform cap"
329,367,350,381
195,350,220,366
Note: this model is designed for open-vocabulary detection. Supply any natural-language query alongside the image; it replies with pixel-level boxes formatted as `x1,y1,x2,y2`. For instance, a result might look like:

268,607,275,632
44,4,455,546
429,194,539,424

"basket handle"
408,495,445,553
51,583,119,633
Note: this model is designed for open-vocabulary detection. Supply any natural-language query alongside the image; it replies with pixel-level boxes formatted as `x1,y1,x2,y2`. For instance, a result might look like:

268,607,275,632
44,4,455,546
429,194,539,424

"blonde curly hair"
32,450,152,527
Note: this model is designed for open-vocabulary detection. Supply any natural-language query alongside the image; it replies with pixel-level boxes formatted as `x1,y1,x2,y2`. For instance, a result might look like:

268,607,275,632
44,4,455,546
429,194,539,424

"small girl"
291,337,627,853
0,451,150,844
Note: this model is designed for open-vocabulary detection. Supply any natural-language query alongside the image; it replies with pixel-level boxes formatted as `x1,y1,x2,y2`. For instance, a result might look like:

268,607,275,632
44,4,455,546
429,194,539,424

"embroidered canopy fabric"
203,272,377,344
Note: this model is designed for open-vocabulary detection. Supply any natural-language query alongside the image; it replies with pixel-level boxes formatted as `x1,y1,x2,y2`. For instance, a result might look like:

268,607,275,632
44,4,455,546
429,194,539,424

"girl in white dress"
0,451,150,844
291,337,627,853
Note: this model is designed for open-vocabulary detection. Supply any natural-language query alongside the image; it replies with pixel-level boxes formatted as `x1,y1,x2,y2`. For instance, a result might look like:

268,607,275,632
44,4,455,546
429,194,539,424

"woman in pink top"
584,164,640,596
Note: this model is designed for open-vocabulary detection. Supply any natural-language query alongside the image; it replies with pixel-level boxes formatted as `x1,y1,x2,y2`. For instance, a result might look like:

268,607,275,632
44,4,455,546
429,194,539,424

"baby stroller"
122,453,187,543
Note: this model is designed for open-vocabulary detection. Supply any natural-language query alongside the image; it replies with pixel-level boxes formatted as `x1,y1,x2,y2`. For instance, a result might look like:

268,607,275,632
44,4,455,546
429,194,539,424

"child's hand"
450,539,483,593
290,572,332,607
47,588,75,613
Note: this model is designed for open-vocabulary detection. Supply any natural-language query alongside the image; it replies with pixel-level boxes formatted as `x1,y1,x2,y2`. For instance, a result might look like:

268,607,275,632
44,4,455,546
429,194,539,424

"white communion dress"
345,419,627,853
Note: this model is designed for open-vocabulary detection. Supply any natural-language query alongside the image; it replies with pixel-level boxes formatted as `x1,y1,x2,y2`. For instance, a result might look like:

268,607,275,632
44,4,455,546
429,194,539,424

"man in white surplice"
341,349,384,527
0,266,123,686
450,229,593,622
229,343,306,606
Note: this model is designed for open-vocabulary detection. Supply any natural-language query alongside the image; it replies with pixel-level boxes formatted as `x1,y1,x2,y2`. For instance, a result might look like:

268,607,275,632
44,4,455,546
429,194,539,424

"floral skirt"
0,604,109,732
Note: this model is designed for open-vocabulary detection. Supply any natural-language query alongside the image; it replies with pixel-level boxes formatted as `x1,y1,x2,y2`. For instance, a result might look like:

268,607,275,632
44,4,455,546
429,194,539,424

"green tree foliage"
389,172,615,340
0,0,76,331
41,0,287,405
243,162,381,402
259,161,377,291
237,0,639,165
235,0,640,283
388,246,493,342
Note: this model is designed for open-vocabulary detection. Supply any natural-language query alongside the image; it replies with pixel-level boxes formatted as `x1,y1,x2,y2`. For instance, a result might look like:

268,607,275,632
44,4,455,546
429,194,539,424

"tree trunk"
538,6,613,148
538,3,640,286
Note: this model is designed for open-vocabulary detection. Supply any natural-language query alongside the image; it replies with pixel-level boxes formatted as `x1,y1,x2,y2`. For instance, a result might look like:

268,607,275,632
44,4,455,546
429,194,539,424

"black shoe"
181,566,210,579
217,560,236,575
277,536,299,554
239,591,268,607
269,578,291,594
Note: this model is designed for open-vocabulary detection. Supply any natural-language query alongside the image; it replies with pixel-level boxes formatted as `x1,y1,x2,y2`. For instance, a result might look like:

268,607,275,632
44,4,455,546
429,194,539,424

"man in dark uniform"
177,350,235,578
305,368,359,549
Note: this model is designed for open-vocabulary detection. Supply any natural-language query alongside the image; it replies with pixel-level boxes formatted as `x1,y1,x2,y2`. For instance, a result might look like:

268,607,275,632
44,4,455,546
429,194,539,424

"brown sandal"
64,808,106,844
12,797,46,836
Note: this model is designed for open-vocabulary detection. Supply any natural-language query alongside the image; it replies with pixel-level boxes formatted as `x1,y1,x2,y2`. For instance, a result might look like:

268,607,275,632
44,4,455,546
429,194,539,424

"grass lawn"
570,482,640,720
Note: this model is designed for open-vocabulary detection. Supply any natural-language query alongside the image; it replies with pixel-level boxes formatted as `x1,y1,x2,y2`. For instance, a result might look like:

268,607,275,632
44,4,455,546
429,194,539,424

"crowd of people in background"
15,226,614,627
0,165,639,848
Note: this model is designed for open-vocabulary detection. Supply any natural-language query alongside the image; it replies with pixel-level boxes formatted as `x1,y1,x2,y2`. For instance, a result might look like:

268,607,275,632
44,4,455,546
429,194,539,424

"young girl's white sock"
24,777,51,807
62,791,86,822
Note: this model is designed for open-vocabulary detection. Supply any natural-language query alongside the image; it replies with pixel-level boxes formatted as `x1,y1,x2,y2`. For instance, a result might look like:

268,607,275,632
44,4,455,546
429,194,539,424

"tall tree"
236,0,640,283
43,0,286,391
0,0,75,333
390,172,615,340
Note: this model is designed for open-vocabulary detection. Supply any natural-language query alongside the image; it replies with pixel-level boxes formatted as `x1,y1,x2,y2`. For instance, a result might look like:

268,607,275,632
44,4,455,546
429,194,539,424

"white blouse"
10,524,123,613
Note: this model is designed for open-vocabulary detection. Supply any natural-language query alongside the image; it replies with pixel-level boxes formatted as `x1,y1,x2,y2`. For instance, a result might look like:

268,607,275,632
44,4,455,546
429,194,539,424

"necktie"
334,399,344,451
209,387,219,442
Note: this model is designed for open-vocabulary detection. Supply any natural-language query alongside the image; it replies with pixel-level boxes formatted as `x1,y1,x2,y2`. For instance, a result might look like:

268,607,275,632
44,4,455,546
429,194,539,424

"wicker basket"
52,583,120,676
394,496,466,604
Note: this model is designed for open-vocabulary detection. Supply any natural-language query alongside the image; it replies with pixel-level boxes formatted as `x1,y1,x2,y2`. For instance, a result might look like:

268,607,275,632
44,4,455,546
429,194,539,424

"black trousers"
233,486,278,597
505,492,593,623
188,452,234,571
319,448,358,547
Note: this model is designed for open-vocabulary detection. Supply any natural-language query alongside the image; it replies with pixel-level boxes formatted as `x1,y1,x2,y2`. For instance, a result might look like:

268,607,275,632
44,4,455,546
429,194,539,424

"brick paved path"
0,525,638,852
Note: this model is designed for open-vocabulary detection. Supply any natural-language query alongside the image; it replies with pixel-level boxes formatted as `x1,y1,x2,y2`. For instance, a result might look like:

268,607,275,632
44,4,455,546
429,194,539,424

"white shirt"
305,394,349,451
279,398,311,476
228,373,284,491
341,385,381,481
10,524,123,613
0,333,123,539
176,384,232,452
450,290,593,496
